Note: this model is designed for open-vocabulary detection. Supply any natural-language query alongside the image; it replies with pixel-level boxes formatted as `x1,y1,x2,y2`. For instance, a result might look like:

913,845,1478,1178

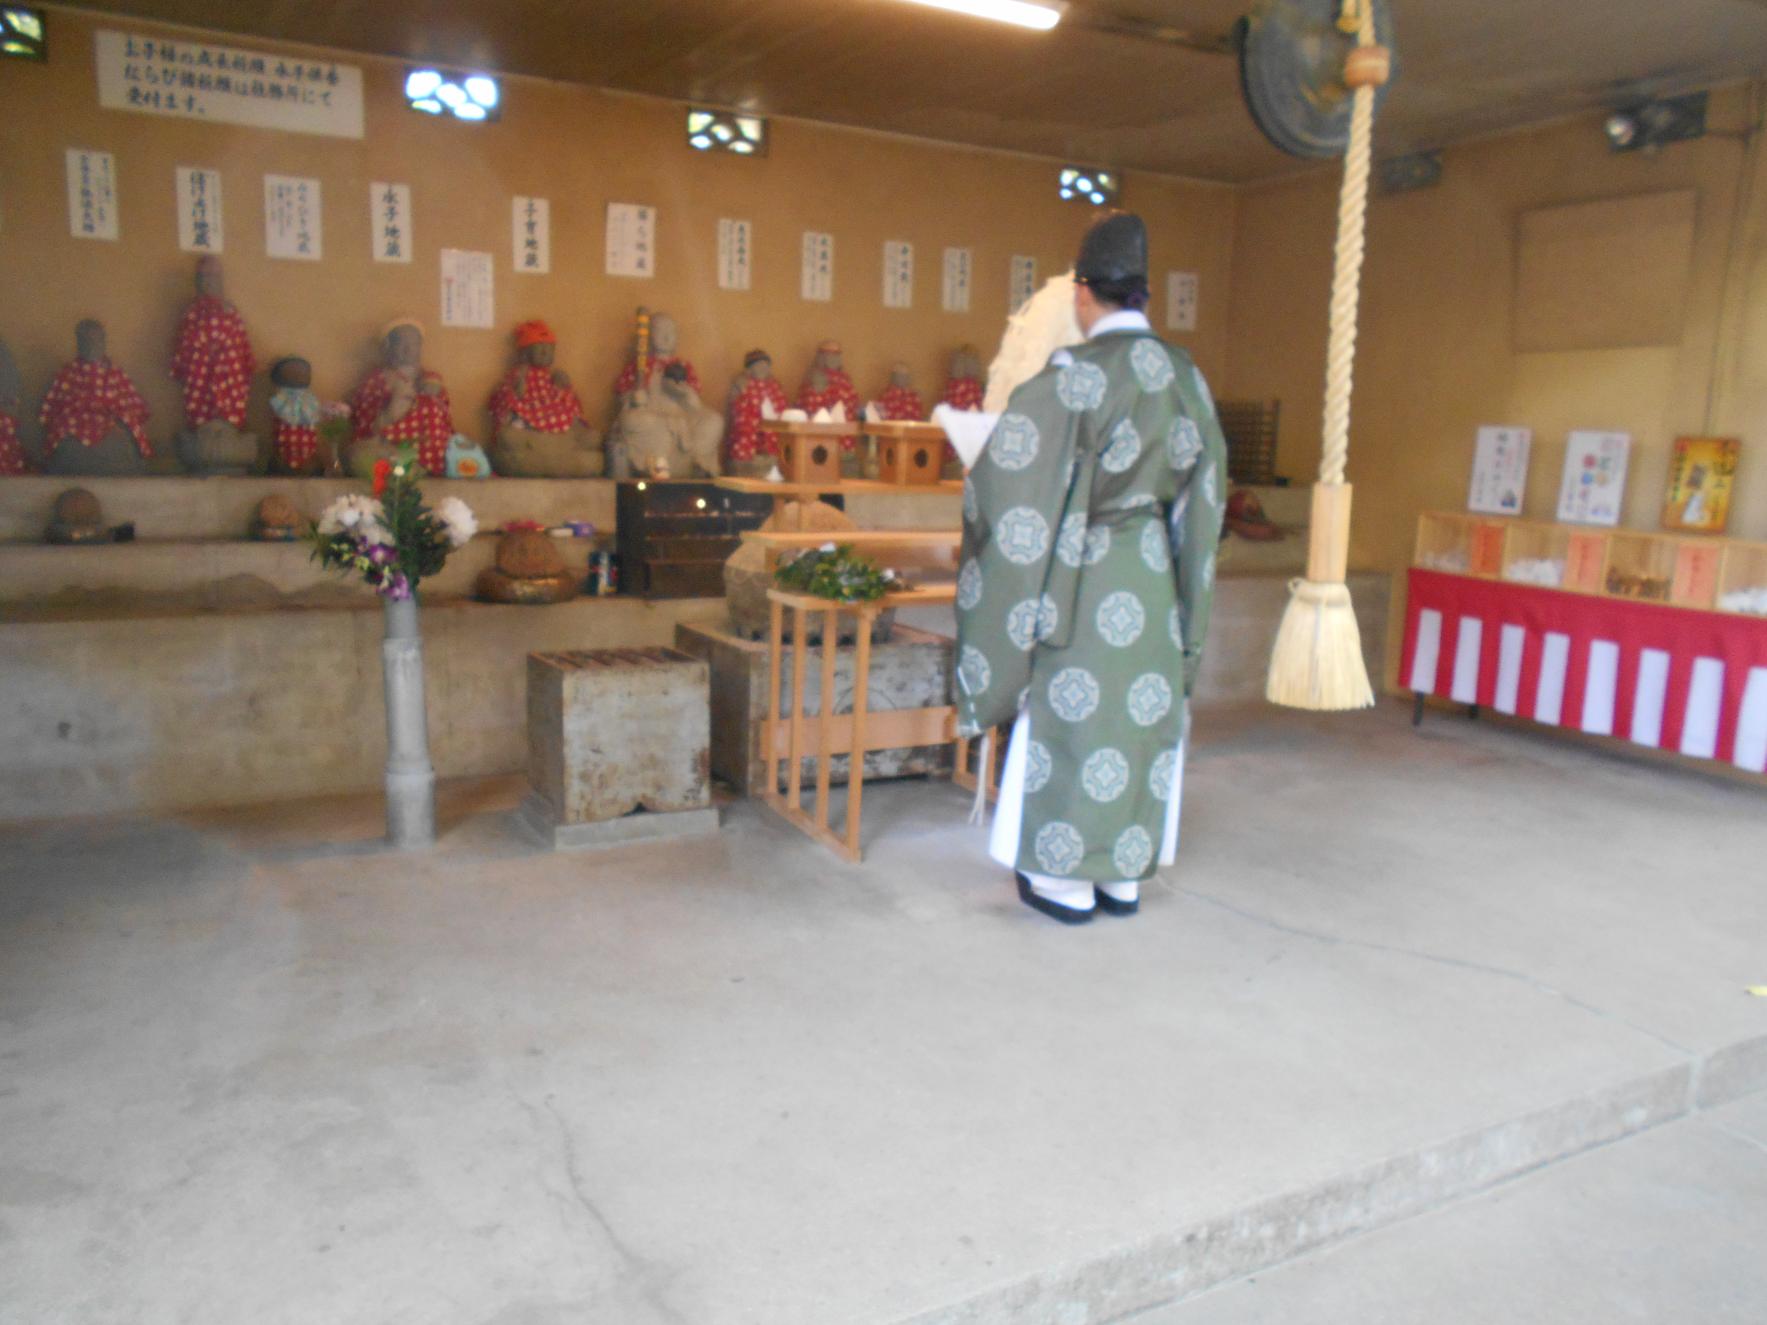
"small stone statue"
725,349,790,478
940,344,985,412
796,339,863,475
346,318,456,477
486,320,604,477
37,319,152,476
874,363,926,421
268,356,332,475
795,339,862,421
606,309,724,479
251,493,303,541
45,487,108,544
0,336,26,476
171,255,260,475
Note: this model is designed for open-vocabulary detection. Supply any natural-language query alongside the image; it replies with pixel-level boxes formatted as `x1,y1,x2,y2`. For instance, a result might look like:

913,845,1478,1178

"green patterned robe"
955,326,1228,882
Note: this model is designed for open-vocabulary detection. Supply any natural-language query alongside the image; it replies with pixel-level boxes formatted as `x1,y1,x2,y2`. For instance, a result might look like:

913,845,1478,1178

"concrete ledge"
517,791,720,851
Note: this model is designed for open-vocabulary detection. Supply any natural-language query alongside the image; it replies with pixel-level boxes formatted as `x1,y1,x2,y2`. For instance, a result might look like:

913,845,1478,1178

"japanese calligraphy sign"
941,247,973,313
801,231,834,303
371,182,412,264
1009,255,1038,313
264,175,321,261
606,203,655,279
175,167,223,252
883,240,914,309
65,149,118,241
513,196,550,274
95,30,365,139
441,249,494,329
1166,271,1199,332
718,218,752,291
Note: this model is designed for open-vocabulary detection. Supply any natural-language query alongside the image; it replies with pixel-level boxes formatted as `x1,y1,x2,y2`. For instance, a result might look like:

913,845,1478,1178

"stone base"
518,791,719,850
674,617,954,795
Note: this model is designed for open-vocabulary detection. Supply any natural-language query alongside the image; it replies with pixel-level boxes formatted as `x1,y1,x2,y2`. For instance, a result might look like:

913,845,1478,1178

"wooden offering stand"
774,419,857,485
864,420,947,486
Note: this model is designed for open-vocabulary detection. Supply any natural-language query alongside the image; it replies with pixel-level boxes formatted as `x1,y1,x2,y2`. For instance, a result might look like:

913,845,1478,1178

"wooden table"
714,474,962,530
763,582,1000,862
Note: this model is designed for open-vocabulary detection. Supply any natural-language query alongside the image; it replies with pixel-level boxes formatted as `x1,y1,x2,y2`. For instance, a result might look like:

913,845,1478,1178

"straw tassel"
1265,5,1386,712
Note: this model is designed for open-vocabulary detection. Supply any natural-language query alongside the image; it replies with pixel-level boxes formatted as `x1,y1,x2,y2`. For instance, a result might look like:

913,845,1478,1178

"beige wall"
1224,83,1767,571
0,6,1236,461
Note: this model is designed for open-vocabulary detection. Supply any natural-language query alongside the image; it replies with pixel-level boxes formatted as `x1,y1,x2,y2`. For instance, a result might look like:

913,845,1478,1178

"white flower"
432,496,477,549
317,494,386,537
820,541,838,553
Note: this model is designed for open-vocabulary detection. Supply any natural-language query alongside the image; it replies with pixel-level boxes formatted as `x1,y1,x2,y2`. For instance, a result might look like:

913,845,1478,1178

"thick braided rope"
1317,16,1377,487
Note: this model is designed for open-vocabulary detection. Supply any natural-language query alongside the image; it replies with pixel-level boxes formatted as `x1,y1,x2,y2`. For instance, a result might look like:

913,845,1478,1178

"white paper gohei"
933,403,998,472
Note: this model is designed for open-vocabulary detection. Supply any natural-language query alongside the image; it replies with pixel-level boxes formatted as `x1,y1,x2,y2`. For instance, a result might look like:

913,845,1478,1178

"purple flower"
380,572,412,602
367,543,397,566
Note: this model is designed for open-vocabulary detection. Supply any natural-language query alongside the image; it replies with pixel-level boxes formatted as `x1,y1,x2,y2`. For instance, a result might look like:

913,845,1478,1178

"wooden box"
777,423,852,485
870,422,945,486
615,480,774,599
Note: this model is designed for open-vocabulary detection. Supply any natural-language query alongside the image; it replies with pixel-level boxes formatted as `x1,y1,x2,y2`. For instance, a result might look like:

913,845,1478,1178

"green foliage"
773,544,897,602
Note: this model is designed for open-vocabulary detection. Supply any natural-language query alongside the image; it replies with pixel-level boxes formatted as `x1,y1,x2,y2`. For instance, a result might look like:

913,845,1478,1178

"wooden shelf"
1413,510,1767,618
741,528,959,550
714,477,962,498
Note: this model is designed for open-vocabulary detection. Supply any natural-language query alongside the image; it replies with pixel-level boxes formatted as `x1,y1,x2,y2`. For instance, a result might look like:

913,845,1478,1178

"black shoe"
1093,887,1139,917
1016,872,1094,925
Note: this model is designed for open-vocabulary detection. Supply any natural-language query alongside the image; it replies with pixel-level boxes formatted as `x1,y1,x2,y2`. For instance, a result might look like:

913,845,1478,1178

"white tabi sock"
1022,872,1095,912
1097,879,1139,905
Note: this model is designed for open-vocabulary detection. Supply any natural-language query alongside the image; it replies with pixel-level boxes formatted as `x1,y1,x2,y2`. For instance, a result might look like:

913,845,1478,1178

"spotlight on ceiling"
0,5,46,60
1604,91,1707,154
404,67,502,122
1059,165,1117,207
897,0,1063,31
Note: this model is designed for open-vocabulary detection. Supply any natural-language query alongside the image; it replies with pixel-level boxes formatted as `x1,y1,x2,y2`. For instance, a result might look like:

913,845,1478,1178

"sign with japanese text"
264,174,321,261
605,202,655,279
718,218,752,291
883,240,914,309
65,149,118,241
370,181,411,264
513,196,550,274
1009,255,1037,313
941,247,972,313
175,167,222,252
441,249,494,329
95,30,364,138
801,231,833,302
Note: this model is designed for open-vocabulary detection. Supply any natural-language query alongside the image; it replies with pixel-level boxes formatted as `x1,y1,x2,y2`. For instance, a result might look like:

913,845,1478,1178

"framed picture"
1662,436,1740,534
1555,430,1631,526
1468,426,1531,515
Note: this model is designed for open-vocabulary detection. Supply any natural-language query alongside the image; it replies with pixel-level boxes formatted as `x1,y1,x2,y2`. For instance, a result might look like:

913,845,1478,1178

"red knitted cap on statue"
514,320,557,348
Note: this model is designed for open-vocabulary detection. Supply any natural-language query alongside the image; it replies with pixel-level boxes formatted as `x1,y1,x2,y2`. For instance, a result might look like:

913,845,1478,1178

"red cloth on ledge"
488,365,584,434
349,368,455,474
0,413,26,475
795,370,861,448
876,384,926,422
273,421,321,471
942,376,984,412
39,359,152,456
171,295,255,429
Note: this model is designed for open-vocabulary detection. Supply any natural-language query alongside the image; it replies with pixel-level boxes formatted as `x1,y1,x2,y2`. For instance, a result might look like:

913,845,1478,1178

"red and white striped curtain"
1403,569,1767,774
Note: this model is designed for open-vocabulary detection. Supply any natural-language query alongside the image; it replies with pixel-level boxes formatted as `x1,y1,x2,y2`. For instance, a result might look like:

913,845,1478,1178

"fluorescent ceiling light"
405,69,442,99
898,0,1062,31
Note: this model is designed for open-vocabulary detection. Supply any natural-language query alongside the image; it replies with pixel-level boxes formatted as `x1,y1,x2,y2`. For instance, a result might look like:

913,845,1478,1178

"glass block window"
687,109,768,157
1059,166,1119,206
1,7,46,60
405,68,501,122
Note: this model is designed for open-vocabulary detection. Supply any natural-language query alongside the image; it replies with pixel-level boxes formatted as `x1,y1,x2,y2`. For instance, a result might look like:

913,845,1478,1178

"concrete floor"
1,701,1763,1324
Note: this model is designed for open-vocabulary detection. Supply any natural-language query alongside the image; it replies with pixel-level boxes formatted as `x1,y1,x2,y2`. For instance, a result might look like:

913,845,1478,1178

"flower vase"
380,594,436,848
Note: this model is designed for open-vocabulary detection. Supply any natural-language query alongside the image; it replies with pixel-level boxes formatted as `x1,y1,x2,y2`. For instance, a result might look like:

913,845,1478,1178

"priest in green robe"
955,212,1228,924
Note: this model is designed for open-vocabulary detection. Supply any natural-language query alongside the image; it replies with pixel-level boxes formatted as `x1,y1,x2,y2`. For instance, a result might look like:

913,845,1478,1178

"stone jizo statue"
0,336,25,475
171,255,260,475
346,319,456,477
36,319,152,476
486,320,604,477
725,348,790,478
606,310,724,479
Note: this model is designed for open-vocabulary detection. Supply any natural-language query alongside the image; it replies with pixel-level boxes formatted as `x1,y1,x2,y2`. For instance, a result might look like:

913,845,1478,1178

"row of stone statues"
0,255,987,480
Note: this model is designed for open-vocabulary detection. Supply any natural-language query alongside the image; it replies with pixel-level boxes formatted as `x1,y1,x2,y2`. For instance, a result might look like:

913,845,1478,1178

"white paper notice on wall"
175,166,222,253
440,249,494,329
883,241,914,309
1009,255,1037,313
1166,271,1199,332
514,196,550,274
606,202,656,278
802,231,834,302
718,218,752,291
264,174,321,260
66,149,119,241
1468,426,1532,515
370,182,411,264
942,247,973,313
1556,430,1632,526
95,30,365,139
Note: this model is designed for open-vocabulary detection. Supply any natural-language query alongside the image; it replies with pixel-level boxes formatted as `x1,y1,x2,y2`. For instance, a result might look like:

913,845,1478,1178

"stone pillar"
381,595,436,848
